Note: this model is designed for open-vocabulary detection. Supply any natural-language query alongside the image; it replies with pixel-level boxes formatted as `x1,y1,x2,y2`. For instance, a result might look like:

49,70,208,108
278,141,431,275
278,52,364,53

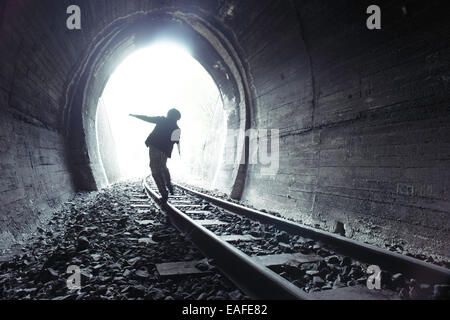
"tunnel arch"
63,8,252,198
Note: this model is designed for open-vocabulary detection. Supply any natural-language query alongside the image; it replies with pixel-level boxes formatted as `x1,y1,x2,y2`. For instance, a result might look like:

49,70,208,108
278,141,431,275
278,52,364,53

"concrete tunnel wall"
0,0,449,259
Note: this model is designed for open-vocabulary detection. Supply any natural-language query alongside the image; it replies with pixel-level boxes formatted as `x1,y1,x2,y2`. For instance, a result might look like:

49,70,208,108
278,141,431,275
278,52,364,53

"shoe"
167,184,174,195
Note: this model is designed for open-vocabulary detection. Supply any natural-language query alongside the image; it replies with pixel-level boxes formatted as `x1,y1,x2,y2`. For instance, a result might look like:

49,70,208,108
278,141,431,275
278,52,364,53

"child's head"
167,108,181,121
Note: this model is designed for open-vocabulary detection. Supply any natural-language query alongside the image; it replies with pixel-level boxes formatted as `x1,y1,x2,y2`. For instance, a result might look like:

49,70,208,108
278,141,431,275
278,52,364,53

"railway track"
142,178,450,300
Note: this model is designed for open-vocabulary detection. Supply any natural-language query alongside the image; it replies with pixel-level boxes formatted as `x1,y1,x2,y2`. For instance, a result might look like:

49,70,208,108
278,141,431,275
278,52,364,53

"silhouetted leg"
164,168,174,194
161,156,173,194
149,147,168,201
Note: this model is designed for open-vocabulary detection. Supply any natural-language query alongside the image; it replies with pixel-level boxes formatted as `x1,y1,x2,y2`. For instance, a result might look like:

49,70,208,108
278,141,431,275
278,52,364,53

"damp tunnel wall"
0,0,449,260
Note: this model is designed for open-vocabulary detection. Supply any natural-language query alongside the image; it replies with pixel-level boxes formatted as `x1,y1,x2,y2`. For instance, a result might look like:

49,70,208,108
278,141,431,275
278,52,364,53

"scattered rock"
135,268,149,279
152,233,170,242
333,278,346,288
91,254,101,261
276,232,290,243
342,266,351,275
325,255,340,265
76,236,90,251
321,284,333,290
138,238,157,245
228,290,243,300
313,276,325,287
249,231,261,238
123,270,131,277
346,280,356,286
348,267,363,279
317,249,329,257
128,285,146,297
340,256,352,266
127,257,141,267
136,220,154,226
39,268,59,282
197,293,207,300
195,262,210,272
356,277,367,285
52,294,75,301
325,273,335,281
306,270,320,276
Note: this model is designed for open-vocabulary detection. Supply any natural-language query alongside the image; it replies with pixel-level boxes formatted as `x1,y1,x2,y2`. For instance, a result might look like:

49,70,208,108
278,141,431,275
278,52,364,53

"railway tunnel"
0,0,450,301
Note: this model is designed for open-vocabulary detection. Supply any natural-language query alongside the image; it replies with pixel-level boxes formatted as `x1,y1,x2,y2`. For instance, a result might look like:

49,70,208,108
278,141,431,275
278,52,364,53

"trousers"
149,146,171,198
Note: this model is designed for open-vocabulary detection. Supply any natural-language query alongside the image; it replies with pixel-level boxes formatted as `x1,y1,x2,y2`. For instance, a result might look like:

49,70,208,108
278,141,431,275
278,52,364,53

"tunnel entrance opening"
65,10,252,199
96,42,227,189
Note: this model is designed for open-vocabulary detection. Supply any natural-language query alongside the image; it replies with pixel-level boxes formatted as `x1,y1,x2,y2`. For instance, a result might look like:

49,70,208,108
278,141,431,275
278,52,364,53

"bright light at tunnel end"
97,40,227,189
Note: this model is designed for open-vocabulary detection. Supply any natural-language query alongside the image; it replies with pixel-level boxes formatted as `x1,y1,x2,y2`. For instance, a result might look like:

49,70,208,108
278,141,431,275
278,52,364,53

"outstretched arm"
129,114,160,124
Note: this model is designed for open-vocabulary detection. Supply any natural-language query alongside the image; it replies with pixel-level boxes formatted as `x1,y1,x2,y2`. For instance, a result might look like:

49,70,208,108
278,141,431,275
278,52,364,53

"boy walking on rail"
130,108,181,202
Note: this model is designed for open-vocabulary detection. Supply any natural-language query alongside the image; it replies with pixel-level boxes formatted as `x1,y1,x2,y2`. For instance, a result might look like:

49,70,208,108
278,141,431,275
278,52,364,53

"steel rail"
142,179,310,300
175,183,450,285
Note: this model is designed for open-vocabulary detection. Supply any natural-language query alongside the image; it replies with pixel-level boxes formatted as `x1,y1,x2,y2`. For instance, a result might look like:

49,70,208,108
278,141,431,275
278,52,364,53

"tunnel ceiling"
1,0,450,259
